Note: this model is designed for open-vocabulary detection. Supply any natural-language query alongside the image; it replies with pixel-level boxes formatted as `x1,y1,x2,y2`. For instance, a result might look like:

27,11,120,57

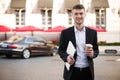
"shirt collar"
74,26,86,32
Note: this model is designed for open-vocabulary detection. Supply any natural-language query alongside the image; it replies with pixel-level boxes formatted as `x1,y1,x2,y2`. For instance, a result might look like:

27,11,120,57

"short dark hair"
72,4,85,10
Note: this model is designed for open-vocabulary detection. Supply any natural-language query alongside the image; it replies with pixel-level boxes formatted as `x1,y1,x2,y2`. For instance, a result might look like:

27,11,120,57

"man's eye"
80,13,83,15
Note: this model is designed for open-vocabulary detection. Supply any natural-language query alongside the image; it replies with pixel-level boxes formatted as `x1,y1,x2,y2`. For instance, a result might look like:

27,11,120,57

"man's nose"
77,14,82,17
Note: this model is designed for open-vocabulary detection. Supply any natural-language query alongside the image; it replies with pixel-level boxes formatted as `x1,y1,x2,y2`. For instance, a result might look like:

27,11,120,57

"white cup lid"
86,44,93,47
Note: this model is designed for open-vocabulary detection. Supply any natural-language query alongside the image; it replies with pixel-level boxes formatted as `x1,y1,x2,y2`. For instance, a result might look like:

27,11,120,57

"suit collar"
69,26,76,48
85,27,91,44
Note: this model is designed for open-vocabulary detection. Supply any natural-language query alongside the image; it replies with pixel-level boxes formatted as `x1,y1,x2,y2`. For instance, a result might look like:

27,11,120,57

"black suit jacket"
58,26,99,80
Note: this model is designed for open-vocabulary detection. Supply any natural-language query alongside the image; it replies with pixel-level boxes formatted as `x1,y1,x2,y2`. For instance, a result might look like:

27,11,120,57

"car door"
28,37,51,54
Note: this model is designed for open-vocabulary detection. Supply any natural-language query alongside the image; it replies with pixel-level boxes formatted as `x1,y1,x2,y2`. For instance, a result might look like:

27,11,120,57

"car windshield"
6,36,24,43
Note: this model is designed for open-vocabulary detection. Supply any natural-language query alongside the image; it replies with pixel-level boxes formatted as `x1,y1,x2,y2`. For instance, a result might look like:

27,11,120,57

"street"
0,54,120,80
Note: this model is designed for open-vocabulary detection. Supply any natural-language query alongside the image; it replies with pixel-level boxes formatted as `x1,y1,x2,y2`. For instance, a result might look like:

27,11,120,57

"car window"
25,37,46,43
25,37,36,43
34,38,44,42
33,38,47,45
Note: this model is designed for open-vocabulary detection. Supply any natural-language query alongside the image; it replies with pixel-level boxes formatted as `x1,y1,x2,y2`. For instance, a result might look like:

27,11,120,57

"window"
21,10,25,25
41,9,52,28
26,37,36,43
48,10,52,26
67,9,73,26
15,9,25,26
15,10,19,25
95,8,106,29
41,10,45,25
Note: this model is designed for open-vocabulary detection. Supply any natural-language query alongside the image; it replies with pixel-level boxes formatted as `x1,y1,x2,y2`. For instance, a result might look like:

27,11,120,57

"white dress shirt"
74,26,89,68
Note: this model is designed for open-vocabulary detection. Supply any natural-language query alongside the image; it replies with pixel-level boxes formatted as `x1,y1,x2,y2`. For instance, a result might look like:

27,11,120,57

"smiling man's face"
72,9,86,26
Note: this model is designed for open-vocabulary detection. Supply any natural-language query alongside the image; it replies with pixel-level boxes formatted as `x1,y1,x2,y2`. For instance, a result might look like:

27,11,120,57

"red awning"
13,26,44,32
0,25,11,32
88,26,106,32
45,26,66,32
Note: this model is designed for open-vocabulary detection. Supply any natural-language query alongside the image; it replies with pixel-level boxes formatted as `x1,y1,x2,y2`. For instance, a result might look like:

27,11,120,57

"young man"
58,4,99,80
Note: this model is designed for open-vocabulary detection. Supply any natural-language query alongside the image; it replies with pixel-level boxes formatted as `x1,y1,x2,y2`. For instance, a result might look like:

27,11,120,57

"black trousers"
70,67,92,80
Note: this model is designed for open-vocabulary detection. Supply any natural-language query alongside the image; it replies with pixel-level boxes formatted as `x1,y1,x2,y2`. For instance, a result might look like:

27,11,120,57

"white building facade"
0,0,120,42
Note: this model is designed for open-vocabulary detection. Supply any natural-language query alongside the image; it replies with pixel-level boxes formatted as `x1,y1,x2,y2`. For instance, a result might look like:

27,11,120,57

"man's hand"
85,48,94,57
67,55,75,65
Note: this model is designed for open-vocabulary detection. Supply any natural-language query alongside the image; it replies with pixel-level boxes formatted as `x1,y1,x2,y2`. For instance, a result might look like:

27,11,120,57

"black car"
0,36,58,59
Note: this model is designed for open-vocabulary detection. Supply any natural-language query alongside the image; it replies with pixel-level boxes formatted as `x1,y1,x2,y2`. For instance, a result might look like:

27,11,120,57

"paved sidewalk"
94,55,120,80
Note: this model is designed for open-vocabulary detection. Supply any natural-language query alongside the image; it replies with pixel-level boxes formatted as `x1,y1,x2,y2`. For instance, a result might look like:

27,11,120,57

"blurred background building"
0,0,120,42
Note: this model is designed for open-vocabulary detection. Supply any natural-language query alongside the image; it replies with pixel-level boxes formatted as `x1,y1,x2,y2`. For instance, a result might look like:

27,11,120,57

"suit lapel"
85,27,91,44
69,27,77,59
69,27,76,48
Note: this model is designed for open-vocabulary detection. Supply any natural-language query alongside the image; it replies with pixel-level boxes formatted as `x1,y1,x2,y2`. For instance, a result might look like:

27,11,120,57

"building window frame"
40,9,52,29
67,9,73,26
95,8,106,29
15,9,25,27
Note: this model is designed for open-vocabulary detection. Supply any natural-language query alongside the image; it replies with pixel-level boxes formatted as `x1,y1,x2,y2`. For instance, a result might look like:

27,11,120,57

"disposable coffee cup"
85,44,93,50
85,44,93,57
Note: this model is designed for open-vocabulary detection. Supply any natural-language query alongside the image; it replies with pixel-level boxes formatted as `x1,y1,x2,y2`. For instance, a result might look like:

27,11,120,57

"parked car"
0,36,58,59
